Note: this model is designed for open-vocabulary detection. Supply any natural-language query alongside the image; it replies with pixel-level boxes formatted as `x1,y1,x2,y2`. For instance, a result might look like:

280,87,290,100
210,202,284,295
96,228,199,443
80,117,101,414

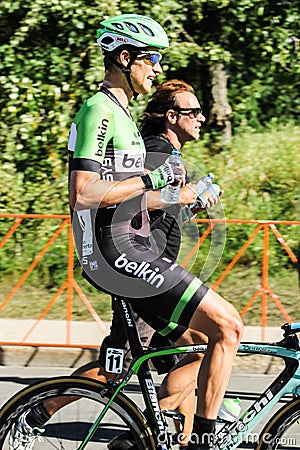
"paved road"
0,367,277,425
0,365,69,408
0,365,275,409
0,366,295,449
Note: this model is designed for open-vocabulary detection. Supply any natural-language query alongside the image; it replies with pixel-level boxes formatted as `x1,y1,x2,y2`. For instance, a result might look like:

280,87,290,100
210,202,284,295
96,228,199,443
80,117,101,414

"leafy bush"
0,1,299,303
185,124,300,276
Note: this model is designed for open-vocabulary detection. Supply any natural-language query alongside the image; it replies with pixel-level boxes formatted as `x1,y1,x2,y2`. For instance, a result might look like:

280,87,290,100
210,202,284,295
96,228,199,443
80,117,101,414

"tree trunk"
208,62,232,149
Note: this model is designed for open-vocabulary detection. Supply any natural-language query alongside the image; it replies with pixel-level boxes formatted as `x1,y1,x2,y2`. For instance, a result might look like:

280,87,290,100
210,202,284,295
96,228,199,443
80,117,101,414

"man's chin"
134,87,150,96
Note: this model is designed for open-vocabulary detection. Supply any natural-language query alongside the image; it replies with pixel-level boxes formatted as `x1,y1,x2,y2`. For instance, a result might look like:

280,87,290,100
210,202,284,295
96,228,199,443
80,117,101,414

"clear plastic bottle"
200,182,221,207
197,172,215,193
211,183,221,198
216,398,241,432
196,173,220,208
161,150,182,204
196,173,214,207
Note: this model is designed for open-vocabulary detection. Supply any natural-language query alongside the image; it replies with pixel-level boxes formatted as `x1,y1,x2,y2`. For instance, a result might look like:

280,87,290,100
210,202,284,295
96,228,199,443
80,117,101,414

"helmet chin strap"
106,53,139,99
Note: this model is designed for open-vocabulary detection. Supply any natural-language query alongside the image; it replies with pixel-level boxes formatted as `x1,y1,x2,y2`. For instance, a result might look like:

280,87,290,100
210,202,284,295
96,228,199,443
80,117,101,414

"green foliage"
0,1,299,308
215,123,300,221
185,124,300,276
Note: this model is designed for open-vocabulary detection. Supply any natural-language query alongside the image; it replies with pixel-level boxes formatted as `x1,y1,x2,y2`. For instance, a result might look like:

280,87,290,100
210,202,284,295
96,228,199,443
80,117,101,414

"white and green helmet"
97,14,169,51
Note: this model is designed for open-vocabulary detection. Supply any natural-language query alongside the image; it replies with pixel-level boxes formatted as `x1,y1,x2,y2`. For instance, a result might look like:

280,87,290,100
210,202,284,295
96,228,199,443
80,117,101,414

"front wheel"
0,376,155,449
255,397,300,449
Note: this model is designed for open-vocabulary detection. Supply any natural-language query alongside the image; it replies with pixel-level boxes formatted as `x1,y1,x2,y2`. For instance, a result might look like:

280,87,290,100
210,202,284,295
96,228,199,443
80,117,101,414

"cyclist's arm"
146,183,198,210
70,163,184,211
70,170,146,211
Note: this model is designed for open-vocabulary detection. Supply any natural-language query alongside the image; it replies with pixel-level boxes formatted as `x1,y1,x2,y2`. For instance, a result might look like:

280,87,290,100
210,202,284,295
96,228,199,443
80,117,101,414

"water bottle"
196,173,220,208
161,150,182,204
216,398,241,433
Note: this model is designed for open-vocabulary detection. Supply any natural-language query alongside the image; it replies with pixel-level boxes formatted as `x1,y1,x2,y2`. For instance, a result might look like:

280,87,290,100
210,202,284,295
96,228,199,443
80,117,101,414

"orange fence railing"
0,214,299,346
183,218,299,340
0,213,108,349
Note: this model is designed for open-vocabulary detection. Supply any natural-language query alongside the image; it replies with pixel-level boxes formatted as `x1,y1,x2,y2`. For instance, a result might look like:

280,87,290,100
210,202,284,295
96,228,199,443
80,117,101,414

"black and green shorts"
81,225,209,342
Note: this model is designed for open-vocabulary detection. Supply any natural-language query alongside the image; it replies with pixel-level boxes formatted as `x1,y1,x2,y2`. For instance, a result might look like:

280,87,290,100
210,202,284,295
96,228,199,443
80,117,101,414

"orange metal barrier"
0,214,299,346
0,213,108,349
183,218,299,340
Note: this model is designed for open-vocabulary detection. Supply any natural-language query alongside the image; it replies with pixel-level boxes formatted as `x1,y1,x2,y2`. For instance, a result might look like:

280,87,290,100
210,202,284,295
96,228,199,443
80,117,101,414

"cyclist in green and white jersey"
9,14,243,450
69,15,243,450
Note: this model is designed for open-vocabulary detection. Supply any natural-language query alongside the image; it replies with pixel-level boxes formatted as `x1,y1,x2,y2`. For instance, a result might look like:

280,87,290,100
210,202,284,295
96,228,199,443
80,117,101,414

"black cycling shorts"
97,297,184,375
82,225,209,342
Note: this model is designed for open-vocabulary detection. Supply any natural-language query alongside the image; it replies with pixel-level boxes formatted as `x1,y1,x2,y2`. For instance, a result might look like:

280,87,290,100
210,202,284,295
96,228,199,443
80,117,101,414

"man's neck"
102,74,132,110
162,130,183,151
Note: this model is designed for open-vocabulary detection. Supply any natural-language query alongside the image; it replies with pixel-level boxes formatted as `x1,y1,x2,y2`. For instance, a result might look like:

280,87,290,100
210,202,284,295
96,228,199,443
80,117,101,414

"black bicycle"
0,298,299,449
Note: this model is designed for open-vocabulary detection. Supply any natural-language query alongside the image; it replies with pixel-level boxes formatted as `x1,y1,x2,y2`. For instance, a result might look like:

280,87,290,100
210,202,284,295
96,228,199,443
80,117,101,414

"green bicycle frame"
79,324,300,450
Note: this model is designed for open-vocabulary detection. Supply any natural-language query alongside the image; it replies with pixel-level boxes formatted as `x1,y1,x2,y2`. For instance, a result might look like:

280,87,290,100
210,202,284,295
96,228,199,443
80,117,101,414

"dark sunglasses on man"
173,106,203,119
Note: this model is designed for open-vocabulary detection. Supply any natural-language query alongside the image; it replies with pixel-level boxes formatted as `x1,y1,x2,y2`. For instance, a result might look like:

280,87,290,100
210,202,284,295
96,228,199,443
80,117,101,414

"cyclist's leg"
187,288,243,448
130,286,243,447
158,329,207,446
95,231,244,448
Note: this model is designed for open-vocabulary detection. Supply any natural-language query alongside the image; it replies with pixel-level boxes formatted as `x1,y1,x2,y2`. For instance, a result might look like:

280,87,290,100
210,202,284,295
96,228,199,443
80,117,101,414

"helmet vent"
112,23,124,30
139,23,154,37
102,36,114,44
124,22,139,33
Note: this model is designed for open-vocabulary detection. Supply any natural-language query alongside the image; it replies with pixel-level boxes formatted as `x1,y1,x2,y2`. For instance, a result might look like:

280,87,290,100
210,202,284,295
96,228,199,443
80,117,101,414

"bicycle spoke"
0,378,153,450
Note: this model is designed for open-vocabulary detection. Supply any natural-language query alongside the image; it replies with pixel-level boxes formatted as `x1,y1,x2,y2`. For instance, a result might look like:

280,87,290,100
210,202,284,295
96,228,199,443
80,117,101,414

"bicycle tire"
0,376,156,449
255,397,300,450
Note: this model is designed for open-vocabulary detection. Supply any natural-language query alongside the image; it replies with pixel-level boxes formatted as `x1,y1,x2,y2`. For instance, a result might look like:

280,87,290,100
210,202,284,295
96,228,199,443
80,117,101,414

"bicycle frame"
78,298,300,450
128,339,300,449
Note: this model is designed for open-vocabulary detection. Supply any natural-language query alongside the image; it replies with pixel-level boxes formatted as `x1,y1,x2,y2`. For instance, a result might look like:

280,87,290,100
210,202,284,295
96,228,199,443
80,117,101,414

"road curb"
0,321,286,374
0,346,285,376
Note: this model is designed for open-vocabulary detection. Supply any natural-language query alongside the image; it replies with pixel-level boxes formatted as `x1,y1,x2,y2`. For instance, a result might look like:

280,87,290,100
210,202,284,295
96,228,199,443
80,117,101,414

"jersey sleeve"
144,135,171,171
73,99,115,166
144,135,190,183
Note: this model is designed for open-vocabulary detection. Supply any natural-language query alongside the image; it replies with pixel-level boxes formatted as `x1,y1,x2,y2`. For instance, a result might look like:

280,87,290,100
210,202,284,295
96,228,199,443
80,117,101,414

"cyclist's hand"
192,190,223,214
179,184,198,205
142,157,185,190
205,190,223,209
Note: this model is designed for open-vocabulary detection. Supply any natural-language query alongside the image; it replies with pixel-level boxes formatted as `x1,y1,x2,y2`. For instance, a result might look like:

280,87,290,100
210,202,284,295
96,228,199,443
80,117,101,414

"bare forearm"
146,191,166,210
70,170,145,210
146,183,199,210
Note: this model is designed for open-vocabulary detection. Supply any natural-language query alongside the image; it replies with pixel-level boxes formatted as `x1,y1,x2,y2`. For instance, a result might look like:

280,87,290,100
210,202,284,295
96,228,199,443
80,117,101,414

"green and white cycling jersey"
68,87,145,173
69,87,209,341
68,87,148,229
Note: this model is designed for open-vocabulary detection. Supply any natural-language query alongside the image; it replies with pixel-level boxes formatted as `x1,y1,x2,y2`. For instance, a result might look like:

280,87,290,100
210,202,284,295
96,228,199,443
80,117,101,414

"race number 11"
105,348,124,373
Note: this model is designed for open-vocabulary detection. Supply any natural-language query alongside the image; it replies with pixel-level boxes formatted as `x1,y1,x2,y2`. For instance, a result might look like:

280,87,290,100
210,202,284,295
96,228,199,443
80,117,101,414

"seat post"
113,296,169,444
112,296,145,359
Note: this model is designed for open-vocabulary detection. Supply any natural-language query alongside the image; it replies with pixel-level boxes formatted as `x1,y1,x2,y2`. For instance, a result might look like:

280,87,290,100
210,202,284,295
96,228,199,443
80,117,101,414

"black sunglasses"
174,107,203,118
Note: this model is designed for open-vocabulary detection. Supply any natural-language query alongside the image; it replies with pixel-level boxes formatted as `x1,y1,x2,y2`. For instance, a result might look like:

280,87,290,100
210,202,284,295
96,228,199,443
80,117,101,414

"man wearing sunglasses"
9,14,243,450
138,79,214,447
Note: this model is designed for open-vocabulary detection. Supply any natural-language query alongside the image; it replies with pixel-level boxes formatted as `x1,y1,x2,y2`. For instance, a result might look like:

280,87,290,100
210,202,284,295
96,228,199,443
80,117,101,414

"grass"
0,272,113,322
0,266,298,328
210,266,300,327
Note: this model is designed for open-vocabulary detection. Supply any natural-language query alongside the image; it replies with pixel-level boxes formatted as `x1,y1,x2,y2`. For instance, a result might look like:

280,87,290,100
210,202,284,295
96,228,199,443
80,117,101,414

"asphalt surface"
1,366,286,450
0,319,287,374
